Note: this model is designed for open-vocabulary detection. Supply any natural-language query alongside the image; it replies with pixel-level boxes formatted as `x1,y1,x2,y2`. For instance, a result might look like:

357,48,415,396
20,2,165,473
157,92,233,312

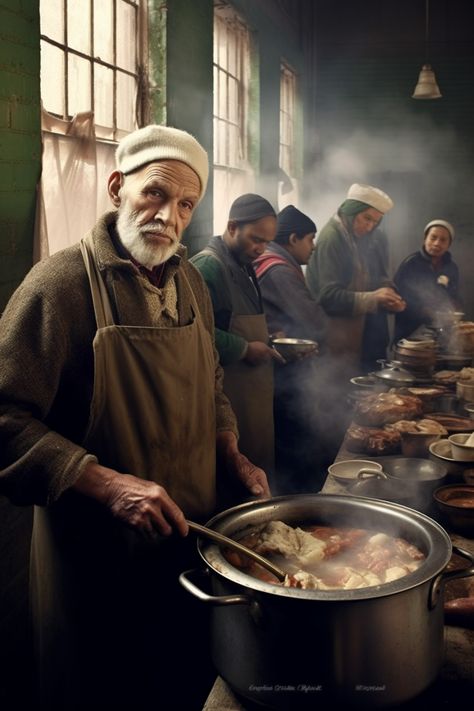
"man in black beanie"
192,193,281,500
254,204,327,493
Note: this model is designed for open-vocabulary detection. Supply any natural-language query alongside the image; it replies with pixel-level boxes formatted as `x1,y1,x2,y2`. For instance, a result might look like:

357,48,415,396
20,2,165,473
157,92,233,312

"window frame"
39,0,148,140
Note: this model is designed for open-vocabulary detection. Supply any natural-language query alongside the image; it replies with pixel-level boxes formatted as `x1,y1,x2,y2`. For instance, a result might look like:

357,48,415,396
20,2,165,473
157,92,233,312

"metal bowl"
271,337,317,362
429,439,473,477
328,459,383,485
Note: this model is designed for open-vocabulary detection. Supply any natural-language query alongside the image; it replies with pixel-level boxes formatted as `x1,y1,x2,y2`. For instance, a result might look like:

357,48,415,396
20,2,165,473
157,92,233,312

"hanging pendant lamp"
412,0,442,99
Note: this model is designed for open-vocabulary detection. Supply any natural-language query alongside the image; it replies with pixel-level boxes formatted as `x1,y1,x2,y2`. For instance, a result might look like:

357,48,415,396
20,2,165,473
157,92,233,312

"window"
279,62,299,207
37,0,148,258
213,3,254,232
40,0,147,140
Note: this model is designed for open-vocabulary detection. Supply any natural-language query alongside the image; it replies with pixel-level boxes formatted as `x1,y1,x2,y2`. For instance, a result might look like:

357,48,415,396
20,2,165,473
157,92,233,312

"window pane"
117,71,136,131
213,65,218,116
67,0,91,54
229,124,239,167
227,32,237,76
117,1,136,72
217,21,227,67
94,0,113,64
68,54,91,115
218,70,227,118
94,64,114,128
40,0,64,42
40,41,65,116
228,77,238,123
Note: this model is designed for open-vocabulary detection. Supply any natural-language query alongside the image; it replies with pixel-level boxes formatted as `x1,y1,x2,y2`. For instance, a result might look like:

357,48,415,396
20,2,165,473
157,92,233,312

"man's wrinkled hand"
73,463,188,539
227,451,271,498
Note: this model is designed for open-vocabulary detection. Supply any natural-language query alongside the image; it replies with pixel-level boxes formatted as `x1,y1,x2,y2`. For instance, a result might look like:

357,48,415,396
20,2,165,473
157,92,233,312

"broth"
224,521,425,590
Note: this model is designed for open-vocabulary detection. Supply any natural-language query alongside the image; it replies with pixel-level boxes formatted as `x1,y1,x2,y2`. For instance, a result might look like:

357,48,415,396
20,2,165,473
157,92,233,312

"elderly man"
0,125,269,710
306,183,406,376
393,219,462,342
191,194,281,495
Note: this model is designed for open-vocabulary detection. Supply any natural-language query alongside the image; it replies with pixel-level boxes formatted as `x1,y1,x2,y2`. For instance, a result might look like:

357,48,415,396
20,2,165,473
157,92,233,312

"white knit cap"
347,183,394,214
424,219,455,241
116,124,209,199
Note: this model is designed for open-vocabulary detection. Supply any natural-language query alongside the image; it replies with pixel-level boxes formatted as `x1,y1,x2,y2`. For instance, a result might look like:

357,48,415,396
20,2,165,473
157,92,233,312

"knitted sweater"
393,247,461,341
306,214,392,316
0,212,237,506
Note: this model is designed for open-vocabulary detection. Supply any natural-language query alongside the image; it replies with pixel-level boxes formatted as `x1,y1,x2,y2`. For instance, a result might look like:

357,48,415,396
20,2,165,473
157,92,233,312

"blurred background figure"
306,182,405,377
393,219,462,343
254,205,327,493
192,194,281,503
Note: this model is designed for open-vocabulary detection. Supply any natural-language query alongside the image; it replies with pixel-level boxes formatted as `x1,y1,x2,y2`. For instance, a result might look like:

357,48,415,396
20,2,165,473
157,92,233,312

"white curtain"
34,108,116,262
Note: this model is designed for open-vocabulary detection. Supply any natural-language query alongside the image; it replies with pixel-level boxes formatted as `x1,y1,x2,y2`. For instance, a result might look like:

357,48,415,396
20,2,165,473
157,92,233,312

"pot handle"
357,469,389,480
179,568,252,607
429,546,474,609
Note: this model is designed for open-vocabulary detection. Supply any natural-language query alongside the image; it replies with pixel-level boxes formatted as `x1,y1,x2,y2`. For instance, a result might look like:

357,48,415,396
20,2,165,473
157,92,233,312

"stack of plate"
394,338,438,378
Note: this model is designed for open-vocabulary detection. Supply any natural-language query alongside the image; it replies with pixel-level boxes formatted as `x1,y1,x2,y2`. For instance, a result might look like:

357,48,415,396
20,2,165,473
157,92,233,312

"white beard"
116,205,179,268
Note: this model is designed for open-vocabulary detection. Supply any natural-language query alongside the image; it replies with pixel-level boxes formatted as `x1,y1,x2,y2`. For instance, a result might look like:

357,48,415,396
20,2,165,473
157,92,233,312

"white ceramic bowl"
448,433,474,462
328,459,383,485
463,402,474,420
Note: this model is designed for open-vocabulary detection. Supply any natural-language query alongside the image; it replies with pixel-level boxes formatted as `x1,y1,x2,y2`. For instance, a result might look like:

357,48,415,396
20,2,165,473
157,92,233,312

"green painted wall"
0,0,41,312
164,0,214,253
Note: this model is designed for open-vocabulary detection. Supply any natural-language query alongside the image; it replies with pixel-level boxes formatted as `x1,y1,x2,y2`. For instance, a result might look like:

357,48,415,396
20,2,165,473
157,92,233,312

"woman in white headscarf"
306,183,406,375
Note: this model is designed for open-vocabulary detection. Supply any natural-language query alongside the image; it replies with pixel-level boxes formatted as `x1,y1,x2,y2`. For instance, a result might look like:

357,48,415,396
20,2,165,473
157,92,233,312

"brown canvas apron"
30,234,216,709
325,231,369,378
222,312,274,474
78,234,216,517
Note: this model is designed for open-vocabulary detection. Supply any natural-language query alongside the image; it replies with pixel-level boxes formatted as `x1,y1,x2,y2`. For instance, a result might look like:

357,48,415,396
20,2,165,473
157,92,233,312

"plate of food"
425,413,474,433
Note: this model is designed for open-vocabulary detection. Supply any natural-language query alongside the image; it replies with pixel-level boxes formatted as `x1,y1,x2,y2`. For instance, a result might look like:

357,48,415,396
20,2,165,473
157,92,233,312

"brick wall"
0,2,40,706
0,0,41,313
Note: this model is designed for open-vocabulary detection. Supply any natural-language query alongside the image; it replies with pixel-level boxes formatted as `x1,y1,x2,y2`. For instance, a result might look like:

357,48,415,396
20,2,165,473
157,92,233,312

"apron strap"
80,235,116,329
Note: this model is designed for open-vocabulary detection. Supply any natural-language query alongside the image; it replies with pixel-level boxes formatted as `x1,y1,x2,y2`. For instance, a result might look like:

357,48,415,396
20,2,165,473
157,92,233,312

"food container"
328,459,383,485
371,360,416,389
463,402,474,420
180,495,474,709
400,430,443,458
349,458,447,513
448,433,474,462
425,413,474,433
433,484,474,535
457,381,474,401
429,439,474,477
271,337,318,363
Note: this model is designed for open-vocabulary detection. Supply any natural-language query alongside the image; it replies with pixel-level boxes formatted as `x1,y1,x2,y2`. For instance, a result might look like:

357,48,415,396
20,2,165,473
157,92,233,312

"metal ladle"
186,520,286,582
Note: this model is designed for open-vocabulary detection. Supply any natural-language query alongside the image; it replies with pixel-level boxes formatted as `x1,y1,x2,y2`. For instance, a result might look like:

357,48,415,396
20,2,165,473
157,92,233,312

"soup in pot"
224,521,425,590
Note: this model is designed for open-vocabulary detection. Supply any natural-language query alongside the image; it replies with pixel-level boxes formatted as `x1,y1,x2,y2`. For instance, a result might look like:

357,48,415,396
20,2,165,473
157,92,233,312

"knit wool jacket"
0,211,237,506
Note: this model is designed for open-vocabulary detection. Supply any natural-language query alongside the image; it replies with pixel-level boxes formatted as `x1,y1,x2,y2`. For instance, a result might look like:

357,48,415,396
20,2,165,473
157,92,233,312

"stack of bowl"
429,432,474,478
394,338,437,379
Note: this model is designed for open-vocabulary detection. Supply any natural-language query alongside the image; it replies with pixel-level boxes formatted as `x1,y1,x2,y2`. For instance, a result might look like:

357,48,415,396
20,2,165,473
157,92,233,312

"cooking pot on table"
349,458,448,514
179,495,474,709
370,360,416,389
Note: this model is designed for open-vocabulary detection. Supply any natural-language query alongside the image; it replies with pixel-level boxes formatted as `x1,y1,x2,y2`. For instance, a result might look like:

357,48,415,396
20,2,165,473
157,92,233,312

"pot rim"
198,494,452,601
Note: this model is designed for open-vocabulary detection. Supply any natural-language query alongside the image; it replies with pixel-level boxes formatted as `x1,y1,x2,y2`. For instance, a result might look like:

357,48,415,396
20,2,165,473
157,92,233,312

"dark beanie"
275,205,316,244
228,193,276,223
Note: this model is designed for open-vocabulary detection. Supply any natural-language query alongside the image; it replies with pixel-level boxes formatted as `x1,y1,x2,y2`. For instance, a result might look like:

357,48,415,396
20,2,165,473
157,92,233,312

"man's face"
352,207,383,238
291,232,316,265
424,226,451,259
228,216,277,264
115,160,201,268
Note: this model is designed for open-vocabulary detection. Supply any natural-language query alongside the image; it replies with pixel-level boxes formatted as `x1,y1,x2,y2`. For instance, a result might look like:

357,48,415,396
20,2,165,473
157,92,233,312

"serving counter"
202,438,474,711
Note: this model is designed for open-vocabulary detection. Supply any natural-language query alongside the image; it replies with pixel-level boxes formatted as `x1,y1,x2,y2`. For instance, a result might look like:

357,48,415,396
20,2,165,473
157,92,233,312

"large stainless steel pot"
180,494,474,709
